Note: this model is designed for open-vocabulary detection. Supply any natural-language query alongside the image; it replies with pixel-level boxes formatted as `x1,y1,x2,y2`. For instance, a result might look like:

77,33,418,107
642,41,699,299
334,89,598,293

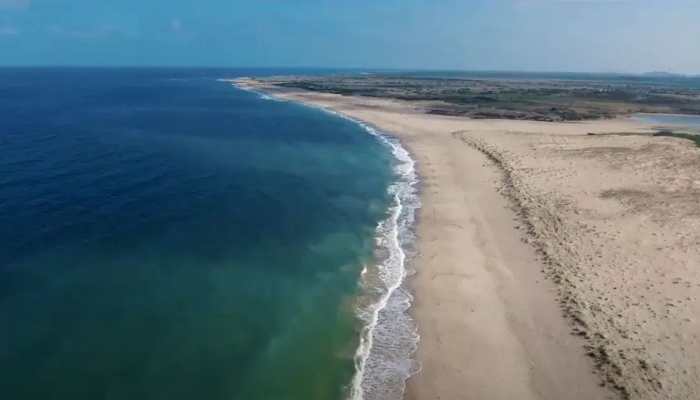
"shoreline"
230,78,609,399
231,78,700,400
346,116,420,400
231,80,423,399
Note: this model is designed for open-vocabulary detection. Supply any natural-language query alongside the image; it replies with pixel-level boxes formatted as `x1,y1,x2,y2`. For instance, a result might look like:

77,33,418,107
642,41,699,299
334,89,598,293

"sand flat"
238,78,700,400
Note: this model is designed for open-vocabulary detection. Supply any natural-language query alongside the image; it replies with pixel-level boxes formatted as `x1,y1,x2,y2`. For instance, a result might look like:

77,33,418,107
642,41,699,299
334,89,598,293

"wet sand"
236,78,700,400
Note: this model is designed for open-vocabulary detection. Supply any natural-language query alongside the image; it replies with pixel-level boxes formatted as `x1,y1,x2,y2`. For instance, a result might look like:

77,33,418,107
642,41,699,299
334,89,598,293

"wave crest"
349,121,420,400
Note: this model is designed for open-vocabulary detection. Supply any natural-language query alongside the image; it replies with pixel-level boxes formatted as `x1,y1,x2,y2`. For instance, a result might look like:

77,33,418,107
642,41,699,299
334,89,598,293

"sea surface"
0,68,418,400
631,113,700,133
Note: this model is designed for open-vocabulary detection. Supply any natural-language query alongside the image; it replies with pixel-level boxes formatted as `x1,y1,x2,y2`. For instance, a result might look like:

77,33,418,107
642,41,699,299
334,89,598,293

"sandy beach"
236,78,700,400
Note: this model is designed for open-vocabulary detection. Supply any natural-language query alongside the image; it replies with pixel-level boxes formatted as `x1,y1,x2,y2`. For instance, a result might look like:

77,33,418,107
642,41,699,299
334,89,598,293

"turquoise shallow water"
0,68,396,399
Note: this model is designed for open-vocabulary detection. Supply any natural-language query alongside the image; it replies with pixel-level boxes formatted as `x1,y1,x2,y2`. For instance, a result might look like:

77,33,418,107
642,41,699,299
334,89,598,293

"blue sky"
1,0,699,73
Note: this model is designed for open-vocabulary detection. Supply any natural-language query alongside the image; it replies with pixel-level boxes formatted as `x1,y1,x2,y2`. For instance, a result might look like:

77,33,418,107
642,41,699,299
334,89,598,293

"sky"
1,0,699,73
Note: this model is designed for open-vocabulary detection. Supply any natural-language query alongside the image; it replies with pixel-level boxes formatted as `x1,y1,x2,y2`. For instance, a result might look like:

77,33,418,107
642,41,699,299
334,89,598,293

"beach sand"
236,78,700,400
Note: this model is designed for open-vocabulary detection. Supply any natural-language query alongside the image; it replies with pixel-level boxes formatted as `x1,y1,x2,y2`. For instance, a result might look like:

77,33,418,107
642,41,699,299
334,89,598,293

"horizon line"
0,65,697,77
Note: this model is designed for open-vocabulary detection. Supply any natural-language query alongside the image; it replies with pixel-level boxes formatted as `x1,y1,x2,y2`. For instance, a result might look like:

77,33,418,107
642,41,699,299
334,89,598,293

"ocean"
631,113,700,134
0,68,418,400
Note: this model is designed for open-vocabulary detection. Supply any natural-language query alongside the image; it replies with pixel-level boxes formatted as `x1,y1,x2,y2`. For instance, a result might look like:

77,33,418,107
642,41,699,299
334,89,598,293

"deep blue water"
0,68,395,399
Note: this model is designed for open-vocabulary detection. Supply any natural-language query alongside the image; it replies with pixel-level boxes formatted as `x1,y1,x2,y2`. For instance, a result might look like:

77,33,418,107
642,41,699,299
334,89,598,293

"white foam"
226,79,284,102
348,121,420,400
316,108,421,400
